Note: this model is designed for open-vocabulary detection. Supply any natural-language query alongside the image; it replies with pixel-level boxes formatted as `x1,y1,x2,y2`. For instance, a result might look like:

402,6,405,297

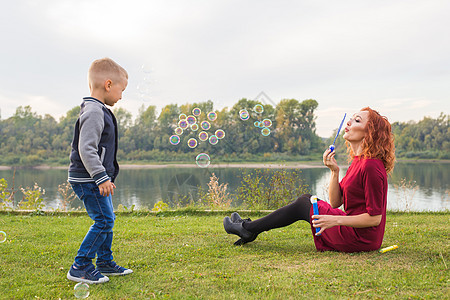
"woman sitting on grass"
224,107,395,252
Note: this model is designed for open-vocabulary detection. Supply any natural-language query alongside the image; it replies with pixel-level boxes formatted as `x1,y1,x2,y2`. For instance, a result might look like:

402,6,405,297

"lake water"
0,162,448,212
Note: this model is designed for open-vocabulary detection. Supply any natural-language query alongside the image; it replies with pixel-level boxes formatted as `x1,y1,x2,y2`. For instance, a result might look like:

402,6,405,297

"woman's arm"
323,149,343,208
311,213,382,236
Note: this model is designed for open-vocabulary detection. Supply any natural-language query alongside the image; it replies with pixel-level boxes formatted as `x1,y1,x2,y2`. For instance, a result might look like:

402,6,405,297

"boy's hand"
98,180,116,196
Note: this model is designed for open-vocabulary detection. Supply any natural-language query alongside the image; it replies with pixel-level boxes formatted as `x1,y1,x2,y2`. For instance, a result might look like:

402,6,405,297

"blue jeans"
71,182,116,267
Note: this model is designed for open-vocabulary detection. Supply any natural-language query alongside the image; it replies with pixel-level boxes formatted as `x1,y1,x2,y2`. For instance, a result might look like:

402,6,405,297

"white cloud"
0,92,69,120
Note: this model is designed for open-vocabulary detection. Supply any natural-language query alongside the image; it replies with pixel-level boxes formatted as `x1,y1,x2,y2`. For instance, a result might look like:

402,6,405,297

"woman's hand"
323,149,339,172
311,214,338,236
311,213,382,236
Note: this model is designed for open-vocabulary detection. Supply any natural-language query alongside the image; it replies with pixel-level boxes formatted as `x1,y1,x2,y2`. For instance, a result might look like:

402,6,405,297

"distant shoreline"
0,159,448,170
0,162,326,170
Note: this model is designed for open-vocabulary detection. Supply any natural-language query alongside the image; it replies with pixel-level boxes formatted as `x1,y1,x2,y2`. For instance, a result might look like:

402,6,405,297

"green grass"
0,211,448,299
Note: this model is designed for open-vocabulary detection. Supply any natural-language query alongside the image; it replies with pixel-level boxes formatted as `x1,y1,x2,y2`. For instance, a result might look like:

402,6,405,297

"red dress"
310,157,388,252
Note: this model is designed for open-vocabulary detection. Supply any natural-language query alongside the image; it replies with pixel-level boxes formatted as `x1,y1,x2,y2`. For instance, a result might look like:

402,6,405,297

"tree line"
0,99,448,166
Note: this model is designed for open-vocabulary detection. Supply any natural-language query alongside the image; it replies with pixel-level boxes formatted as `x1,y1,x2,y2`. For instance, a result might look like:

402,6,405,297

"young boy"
67,58,132,284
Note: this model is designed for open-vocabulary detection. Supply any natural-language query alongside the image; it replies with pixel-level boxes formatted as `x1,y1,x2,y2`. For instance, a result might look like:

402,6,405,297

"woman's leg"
224,194,313,245
243,193,312,234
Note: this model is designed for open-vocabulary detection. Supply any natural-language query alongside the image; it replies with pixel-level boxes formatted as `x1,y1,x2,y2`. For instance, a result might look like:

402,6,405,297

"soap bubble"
198,131,208,141
209,135,219,145
207,111,217,121
141,63,153,74
261,127,271,136
254,121,260,128
74,282,89,299
137,83,150,95
179,113,187,120
169,135,180,145
178,120,189,129
187,138,198,148
192,107,201,116
253,104,264,114
190,123,199,131
258,122,265,128
239,109,250,120
201,121,211,131
0,231,6,243
215,129,225,139
196,153,210,168
262,119,272,127
186,115,197,125
174,127,183,135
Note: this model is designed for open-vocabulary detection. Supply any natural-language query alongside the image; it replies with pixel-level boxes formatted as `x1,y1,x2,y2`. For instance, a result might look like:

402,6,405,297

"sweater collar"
83,97,105,106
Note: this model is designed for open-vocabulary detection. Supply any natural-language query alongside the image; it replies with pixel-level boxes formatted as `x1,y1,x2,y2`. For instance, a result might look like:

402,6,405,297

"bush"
57,182,76,211
237,168,310,210
0,178,12,210
198,173,231,209
19,155,43,166
18,183,45,211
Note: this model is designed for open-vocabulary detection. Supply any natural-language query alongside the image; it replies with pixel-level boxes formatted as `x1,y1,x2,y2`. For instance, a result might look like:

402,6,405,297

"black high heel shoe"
230,212,251,223
223,215,258,245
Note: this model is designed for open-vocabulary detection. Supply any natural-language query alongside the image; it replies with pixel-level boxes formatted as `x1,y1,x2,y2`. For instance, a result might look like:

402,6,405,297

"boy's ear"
104,79,112,91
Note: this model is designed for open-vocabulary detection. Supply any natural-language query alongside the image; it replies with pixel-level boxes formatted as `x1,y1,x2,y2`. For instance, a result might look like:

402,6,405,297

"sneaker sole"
100,269,133,276
67,271,110,284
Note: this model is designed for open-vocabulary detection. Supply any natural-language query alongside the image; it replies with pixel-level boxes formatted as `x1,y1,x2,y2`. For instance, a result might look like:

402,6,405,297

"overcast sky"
1,0,449,137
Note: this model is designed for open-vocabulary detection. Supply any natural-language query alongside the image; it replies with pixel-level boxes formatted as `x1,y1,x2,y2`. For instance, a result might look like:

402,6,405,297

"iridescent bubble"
174,127,183,135
207,111,217,121
239,109,250,121
201,121,211,131
178,120,189,129
198,131,208,141
209,135,219,145
186,115,197,125
262,119,272,127
190,123,199,131
254,104,264,114
261,127,271,136
254,121,260,128
259,122,265,128
215,129,225,139
192,107,201,116
74,282,90,299
137,83,150,95
196,153,210,168
0,231,6,243
179,113,187,120
141,64,153,74
187,138,198,148
169,135,180,145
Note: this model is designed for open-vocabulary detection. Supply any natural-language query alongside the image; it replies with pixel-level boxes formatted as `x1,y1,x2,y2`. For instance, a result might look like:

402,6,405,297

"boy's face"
104,76,128,106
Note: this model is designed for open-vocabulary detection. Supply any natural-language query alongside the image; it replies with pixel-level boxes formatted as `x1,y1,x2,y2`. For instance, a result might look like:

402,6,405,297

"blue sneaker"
96,261,133,276
67,264,109,284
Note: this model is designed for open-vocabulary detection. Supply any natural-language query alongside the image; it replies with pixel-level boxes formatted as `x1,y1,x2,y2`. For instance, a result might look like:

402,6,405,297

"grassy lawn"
0,211,448,299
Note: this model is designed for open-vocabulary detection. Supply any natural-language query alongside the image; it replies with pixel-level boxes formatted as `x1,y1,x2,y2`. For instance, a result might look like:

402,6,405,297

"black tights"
242,194,312,234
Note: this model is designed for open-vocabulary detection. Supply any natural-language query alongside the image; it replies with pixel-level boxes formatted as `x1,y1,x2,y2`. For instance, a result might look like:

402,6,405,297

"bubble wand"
310,195,320,235
329,113,347,152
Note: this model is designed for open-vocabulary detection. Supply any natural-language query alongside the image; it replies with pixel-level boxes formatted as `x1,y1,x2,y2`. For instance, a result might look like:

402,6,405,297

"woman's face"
343,110,369,143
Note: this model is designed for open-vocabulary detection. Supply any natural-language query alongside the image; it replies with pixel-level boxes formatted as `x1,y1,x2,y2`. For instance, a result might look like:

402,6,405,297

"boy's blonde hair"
88,58,128,89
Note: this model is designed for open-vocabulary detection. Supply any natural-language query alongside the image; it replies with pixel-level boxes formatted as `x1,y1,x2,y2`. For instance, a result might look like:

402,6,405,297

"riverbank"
1,158,449,170
0,161,326,170
0,211,448,299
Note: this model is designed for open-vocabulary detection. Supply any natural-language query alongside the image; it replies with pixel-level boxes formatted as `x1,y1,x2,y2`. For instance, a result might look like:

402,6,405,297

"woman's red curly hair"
346,107,396,174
